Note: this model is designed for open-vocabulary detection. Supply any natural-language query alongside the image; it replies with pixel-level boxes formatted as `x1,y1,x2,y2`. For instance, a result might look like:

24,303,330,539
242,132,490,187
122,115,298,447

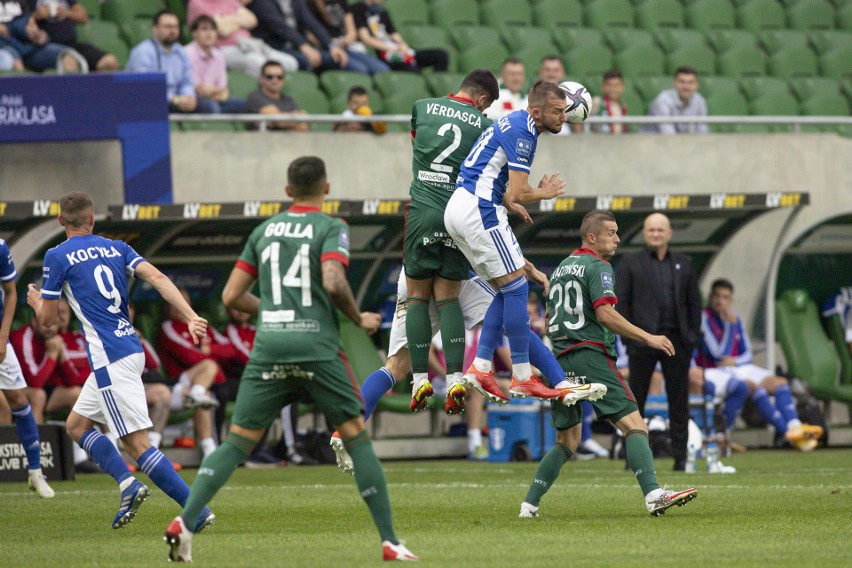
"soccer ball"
558,81,592,124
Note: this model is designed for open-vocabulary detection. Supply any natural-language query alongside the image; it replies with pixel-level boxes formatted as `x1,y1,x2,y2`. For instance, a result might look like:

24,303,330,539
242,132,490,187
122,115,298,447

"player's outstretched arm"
221,266,260,316
321,259,380,334
522,258,550,295
596,304,675,356
134,262,208,344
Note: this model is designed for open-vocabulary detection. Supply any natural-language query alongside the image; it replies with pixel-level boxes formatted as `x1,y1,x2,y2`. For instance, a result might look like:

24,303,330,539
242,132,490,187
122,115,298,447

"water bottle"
705,441,720,473
685,445,697,473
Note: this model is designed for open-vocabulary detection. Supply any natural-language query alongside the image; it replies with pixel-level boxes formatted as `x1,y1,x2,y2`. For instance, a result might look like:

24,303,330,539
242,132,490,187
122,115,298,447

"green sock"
345,431,398,543
405,297,432,375
436,297,465,374
625,429,660,496
524,443,572,506
182,433,254,528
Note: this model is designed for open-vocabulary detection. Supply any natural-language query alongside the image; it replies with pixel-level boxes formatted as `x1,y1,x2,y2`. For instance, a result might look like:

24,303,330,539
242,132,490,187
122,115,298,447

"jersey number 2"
549,280,585,330
261,243,312,307
430,123,462,173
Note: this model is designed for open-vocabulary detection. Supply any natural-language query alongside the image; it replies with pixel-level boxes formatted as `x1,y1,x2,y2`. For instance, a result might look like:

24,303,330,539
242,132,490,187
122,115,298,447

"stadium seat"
775,290,852,403
655,28,707,53
736,0,786,33
102,0,164,24
634,0,685,32
786,0,836,32
686,0,737,33
430,0,479,29
289,90,331,130
819,47,852,79
789,76,840,101
166,0,187,24
514,44,563,80
768,45,820,79
839,3,852,32
633,75,673,102
705,29,759,54
666,43,717,75
328,87,383,114
584,0,635,29
227,71,258,99
180,121,240,132
451,26,501,52
747,92,801,131
480,0,533,28
551,26,604,52
426,72,468,97
75,20,129,67
458,43,509,74
563,44,614,78
800,93,851,134
604,28,656,53
699,75,742,97
534,0,584,29
383,0,430,27
373,72,429,101
757,29,809,54
739,76,791,101
501,25,558,53
77,0,101,19
614,44,666,77
319,71,373,99
716,44,767,77
705,90,749,132
119,18,151,49
402,25,450,51
620,84,647,120
808,30,852,55
841,76,852,101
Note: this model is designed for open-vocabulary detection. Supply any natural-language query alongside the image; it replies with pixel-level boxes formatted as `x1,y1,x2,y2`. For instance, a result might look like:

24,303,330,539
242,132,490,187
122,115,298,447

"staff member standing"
615,213,701,471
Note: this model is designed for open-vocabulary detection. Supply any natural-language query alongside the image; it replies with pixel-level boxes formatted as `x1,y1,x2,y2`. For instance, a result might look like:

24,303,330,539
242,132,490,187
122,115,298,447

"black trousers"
627,334,693,463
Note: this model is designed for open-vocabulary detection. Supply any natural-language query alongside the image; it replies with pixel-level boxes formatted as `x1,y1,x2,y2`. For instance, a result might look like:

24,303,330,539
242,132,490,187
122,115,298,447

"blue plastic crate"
487,398,555,462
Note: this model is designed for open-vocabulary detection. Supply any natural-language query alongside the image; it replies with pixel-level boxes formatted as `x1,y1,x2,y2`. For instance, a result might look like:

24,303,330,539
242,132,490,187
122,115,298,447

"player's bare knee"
385,354,408,382
615,411,648,436
336,416,366,440
122,430,152,459
4,388,27,408
229,423,265,443
556,425,581,451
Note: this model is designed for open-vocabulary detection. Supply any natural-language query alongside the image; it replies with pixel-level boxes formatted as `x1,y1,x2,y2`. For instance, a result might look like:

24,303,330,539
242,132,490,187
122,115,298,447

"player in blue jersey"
27,192,215,531
0,238,55,498
445,80,569,404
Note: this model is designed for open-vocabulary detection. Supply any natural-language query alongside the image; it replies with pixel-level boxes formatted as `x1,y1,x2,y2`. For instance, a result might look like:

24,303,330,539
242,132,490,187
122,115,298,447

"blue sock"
476,292,504,361
580,401,594,443
79,428,132,484
11,403,41,471
752,387,787,434
138,446,190,506
528,331,566,386
723,378,749,430
362,367,396,421
773,384,798,423
501,276,530,365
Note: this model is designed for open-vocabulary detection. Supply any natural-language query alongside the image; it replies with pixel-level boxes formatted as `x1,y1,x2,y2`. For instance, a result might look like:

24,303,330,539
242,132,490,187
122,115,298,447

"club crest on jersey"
339,229,349,249
601,272,614,289
516,139,532,160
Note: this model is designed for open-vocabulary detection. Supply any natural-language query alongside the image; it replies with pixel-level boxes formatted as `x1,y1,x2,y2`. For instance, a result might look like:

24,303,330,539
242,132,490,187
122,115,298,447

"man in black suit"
615,213,701,470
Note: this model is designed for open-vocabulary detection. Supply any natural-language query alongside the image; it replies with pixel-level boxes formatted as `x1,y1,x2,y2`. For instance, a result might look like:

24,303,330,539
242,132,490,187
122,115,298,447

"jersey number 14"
261,243,312,307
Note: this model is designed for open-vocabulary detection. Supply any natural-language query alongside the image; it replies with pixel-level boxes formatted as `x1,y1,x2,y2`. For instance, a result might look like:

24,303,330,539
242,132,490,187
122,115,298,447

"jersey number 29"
549,280,585,330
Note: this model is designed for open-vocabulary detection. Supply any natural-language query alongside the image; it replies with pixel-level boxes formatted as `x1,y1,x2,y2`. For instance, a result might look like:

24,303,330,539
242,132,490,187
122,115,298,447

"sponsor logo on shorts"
261,364,315,381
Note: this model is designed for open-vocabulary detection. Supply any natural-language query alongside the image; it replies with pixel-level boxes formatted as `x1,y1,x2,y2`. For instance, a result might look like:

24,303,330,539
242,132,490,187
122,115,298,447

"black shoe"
672,459,686,472
287,450,319,466
244,447,283,469
75,459,103,474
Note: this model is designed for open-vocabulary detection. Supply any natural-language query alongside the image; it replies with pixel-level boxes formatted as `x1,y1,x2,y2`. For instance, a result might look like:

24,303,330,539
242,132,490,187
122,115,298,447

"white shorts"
169,372,193,411
387,270,496,358
705,364,773,400
444,190,524,281
72,352,152,437
0,344,27,390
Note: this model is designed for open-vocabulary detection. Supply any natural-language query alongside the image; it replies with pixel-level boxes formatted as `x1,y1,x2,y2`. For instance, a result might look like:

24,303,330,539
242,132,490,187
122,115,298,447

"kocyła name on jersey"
64,245,122,265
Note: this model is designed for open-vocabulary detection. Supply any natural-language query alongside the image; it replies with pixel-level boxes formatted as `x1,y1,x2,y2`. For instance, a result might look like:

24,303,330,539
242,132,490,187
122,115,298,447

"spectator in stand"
644,66,708,134
333,85,386,133
351,0,447,73
9,313,59,423
590,69,628,135
249,0,349,72
186,15,246,114
187,0,297,76
0,0,82,72
537,55,571,135
27,0,119,72
125,10,215,114
486,57,527,121
309,0,389,75
245,60,309,131
129,304,172,451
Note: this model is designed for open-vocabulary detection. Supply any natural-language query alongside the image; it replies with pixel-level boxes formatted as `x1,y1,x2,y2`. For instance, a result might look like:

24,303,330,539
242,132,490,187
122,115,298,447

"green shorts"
551,346,638,430
230,356,363,431
403,201,469,281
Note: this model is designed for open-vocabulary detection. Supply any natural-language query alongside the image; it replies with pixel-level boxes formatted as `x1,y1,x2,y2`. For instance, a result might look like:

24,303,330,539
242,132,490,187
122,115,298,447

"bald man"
614,213,701,471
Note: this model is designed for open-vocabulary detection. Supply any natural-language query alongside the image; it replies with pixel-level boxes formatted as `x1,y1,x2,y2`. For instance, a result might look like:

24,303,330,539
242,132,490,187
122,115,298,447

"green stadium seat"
120,18,152,49
584,0,635,29
739,76,790,101
501,25,558,52
481,0,533,28
402,25,450,51
328,87,383,114
383,0,430,27
635,0,685,32
840,3,852,32
699,75,742,97
180,121,240,132
634,75,672,101
788,76,840,101
666,43,717,75
620,84,647,119
705,29,759,54
534,0,584,29
166,0,187,24
426,72,468,97
736,0,786,33
768,45,819,79
227,71,258,99
283,76,329,108
431,0,479,29
373,72,429,100
77,0,101,19
686,0,737,33
800,93,851,134
614,44,666,76
563,43,614,78
604,28,656,52
747,92,801,132
716,44,767,77
458,43,509,75
102,0,164,24
808,30,852,55
551,26,604,52
757,29,809,54
841,76,852,101
786,0,836,32
319,70,373,99
819,47,852,79
705,90,749,132
514,44,563,79
451,26,500,53
289,90,331,131
775,290,852,403
75,20,129,67
655,28,707,53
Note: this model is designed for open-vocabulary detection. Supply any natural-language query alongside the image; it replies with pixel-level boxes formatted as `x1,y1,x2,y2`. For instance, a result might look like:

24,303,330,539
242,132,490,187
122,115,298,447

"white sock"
473,357,492,373
513,362,533,382
468,428,482,453
148,431,163,449
412,372,429,389
119,477,135,491
448,372,463,387
787,418,802,430
28,468,43,477
190,384,207,399
200,437,217,458
73,442,89,465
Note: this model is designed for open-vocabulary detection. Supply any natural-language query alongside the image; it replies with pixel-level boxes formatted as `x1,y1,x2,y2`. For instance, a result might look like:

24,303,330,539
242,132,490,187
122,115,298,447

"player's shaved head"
59,191,95,229
580,209,616,244
460,69,499,105
287,156,327,198
527,80,564,110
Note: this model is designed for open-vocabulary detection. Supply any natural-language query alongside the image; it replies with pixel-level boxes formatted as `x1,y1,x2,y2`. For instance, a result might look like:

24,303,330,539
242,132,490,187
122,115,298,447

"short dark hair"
348,85,368,100
711,278,734,294
190,14,217,31
60,191,95,229
602,69,623,82
527,80,564,109
460,68,499,103
580,210,616,243
674,66,698,78
288,157,327,198
153,9,178,26
261,60,284,76
501,57,523,69
539,55,564,68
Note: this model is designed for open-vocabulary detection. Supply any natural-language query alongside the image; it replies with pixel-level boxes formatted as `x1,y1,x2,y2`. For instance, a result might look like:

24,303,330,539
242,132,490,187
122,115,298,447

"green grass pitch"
1,449,850,567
